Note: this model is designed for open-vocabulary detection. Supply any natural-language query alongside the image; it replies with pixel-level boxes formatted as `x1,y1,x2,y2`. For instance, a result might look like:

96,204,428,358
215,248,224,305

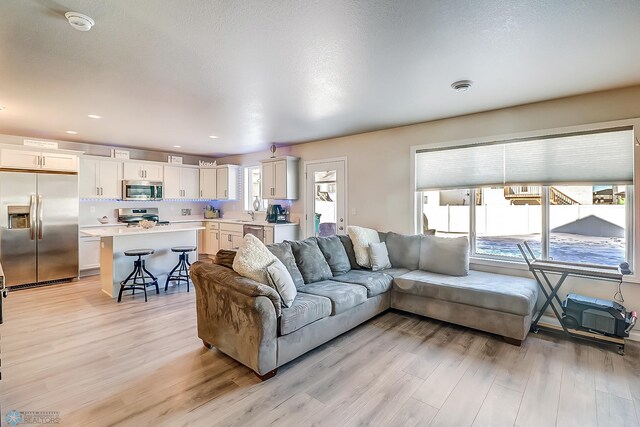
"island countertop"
82,223,205,237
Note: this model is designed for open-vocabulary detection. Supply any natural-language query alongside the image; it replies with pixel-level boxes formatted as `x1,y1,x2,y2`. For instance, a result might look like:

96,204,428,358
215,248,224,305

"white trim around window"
411,117,640,284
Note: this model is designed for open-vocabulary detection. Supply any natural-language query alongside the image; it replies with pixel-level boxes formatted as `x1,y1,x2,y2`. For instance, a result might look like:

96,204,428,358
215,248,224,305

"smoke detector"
65,12,95,32
451,80,473,92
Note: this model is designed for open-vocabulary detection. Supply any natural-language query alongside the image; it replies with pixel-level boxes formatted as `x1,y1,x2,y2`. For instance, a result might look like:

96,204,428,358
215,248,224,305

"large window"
416,127,635,267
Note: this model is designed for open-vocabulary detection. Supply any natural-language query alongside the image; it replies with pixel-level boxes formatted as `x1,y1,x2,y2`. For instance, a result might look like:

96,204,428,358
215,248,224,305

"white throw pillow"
232,234,276,285
368,242,392,271
266,258,297,308
347,225,380,268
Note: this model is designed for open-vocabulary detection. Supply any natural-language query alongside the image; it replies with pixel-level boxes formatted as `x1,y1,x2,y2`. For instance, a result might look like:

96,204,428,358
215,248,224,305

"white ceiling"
1,1,640,156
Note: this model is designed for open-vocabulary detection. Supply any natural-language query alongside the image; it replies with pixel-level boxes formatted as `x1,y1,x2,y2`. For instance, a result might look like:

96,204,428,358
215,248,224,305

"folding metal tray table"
517,241,627,355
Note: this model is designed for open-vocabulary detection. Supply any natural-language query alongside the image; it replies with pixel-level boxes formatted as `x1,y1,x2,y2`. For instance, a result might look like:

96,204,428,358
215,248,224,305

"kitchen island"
82,223,205,299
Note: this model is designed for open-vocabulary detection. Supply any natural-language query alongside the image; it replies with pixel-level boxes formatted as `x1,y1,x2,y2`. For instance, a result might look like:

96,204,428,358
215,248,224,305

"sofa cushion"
267,242,305,289
383,267,411,278
419,235,469,276
385,232,421,270
338,235,360,270
393,270,538,316
331,270,393,297
213,249,236,269
266,258,297,308
316,236,351,275
279,293,331,335
232,234,276,285
369,242,392,271
299,280,368,315
347,225,380,268
289,238,333,284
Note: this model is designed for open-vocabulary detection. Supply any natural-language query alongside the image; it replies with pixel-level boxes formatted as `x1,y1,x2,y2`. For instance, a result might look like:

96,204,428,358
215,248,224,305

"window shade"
415,127,634,191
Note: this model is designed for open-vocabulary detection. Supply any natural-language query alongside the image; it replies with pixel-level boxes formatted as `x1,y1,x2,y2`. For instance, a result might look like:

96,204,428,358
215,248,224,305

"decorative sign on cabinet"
260,156,299,200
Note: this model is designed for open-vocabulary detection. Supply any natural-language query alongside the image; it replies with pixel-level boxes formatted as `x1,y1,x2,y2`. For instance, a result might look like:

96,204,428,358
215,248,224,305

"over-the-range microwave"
122,180,163,201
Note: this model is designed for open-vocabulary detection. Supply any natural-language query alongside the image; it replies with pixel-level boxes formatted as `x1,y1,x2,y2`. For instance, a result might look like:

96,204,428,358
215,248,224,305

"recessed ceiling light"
209,135,218,139
451,80,473,92
0,106,6,111
65,12,95,32
87,114,101,119
66,130,78,134
173,145,181,148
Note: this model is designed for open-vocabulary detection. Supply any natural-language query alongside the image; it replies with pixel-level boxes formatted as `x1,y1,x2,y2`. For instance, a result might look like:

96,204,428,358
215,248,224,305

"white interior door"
305,160,346,238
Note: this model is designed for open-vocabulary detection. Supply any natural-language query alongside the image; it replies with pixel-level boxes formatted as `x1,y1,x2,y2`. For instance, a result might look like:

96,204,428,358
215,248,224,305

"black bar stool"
165,246,197,292
118,249,159,302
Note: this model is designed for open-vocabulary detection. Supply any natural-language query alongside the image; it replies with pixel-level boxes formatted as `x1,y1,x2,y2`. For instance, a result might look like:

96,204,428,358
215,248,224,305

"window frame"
411,118,640,283
244,165,266,212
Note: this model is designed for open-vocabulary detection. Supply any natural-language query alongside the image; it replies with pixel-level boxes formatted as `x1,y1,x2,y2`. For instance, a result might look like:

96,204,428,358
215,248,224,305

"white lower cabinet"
79,236,101,270
205,222,220,254
220,223,243,250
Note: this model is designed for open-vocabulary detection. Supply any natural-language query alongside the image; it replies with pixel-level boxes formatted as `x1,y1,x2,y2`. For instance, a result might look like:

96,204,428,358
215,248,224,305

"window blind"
415,127,634,191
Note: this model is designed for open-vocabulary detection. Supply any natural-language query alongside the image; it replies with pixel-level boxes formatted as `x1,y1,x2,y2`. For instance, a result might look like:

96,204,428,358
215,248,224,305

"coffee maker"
266,204,287,223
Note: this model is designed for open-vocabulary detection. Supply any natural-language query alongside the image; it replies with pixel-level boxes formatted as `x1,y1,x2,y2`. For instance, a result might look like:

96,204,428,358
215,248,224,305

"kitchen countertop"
80,217,299,229
82,223,205,237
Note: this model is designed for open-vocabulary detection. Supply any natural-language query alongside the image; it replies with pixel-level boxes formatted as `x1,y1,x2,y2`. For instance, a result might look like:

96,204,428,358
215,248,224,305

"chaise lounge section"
191,231,538,378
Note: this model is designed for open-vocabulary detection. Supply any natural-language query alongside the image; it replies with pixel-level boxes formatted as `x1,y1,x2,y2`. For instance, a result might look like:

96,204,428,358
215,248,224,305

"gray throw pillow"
419,235,470,276
266,258,297,308
368,242,392,271
385,231,421,270
267,242,305,288
316,236,351,275
288,238,333,284
378,231,388,243
338,235,360,270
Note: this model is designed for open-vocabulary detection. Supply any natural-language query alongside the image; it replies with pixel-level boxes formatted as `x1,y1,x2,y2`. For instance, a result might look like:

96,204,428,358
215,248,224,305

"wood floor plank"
555,340,598,427
595,390,639,426
2,278,639,427
471,383,522,427
386,397,438,427
514,337,565,427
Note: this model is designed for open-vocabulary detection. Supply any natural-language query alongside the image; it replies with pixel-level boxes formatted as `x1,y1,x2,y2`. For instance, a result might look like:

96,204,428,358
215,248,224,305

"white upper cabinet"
79,157,123,199
0,147,78,172
216,165,239,200
123,161,163,181
199,168,217,199
163,165,200,199
182,167,200,199
261,157,299,200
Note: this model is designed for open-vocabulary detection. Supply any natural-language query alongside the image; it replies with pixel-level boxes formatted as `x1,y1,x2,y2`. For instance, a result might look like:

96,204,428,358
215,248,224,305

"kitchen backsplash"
80,200,221,226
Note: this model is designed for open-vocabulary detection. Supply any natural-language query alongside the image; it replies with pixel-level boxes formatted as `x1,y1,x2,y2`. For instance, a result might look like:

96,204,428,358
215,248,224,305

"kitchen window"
415,126,635,268
245,166,266,211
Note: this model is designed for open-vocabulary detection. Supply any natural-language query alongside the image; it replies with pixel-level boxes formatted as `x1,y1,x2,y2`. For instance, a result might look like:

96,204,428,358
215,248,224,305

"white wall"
215,85,640,318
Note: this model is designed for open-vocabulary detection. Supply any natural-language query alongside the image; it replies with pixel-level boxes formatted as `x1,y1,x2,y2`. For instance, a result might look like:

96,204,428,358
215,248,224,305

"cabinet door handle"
200,189,203,197
42,156,46,167
97,187,100,196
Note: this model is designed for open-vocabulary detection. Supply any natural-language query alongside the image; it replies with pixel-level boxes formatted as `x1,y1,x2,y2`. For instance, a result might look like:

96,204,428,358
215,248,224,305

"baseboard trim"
539,314,639,342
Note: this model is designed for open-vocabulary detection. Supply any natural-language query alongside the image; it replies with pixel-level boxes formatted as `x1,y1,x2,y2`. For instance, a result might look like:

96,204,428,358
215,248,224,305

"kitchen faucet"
246,210,255,221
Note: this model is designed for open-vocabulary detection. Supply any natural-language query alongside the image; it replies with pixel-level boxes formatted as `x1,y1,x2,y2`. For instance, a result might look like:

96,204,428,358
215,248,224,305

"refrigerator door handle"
38,194,43,240
29,194,36,240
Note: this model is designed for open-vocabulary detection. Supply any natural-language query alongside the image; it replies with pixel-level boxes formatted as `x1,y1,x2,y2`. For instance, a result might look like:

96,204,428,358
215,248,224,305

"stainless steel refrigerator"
0,171,79,288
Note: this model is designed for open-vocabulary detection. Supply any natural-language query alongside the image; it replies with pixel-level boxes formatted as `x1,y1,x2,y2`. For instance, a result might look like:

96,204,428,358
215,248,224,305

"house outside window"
415,126,635,268
245,166,266,211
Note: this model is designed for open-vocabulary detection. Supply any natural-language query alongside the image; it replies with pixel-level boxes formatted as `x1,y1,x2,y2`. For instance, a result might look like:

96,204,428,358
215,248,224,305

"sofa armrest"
190,262,279,375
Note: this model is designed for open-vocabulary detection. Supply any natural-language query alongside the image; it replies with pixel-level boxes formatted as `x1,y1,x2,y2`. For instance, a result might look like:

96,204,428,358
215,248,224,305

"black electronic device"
562,293,637,338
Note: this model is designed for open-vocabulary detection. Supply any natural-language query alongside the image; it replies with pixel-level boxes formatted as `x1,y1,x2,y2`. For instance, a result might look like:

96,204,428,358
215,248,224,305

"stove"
117,208,170,227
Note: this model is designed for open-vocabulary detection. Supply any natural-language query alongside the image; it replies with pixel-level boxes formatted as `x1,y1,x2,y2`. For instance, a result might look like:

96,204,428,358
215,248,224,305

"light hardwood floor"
1,276,639,427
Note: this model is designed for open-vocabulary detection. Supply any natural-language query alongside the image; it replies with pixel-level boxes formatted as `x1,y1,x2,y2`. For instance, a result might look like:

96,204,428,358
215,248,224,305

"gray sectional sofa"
190,232,538,379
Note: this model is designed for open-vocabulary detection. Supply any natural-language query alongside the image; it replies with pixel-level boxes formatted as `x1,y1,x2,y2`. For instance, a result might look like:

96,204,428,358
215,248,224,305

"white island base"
83,224,205,299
